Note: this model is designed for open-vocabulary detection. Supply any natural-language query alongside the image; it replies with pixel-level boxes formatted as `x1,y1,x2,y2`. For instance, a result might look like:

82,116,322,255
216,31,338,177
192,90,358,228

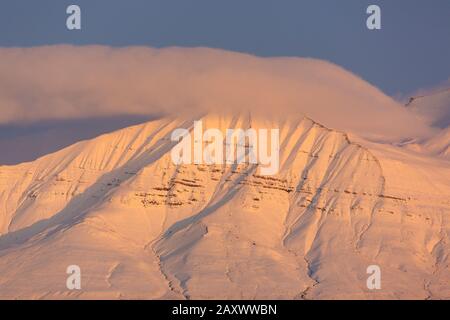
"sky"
0,0,449,96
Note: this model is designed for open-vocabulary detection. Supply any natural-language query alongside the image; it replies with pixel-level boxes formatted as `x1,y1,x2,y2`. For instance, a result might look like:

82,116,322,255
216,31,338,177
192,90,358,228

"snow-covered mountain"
0,112,449,299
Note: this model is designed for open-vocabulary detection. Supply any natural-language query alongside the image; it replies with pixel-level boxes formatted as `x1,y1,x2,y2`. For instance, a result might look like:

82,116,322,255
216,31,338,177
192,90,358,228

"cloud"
407,87,450,129
0,45,434,141
408,78,450,98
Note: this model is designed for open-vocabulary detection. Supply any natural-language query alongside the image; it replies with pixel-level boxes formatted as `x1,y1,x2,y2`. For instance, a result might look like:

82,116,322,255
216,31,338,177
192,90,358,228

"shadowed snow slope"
0,113,449,299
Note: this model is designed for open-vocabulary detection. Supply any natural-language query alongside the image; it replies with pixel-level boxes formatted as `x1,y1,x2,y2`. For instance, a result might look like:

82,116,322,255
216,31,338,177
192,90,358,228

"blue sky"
0,0,449,96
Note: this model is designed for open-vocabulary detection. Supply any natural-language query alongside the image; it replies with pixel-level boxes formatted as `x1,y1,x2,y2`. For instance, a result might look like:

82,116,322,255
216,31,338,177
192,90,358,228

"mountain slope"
0,113,449,299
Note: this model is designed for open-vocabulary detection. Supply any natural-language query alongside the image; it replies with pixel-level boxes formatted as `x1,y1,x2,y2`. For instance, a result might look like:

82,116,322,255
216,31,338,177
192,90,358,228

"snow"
0,112,449,299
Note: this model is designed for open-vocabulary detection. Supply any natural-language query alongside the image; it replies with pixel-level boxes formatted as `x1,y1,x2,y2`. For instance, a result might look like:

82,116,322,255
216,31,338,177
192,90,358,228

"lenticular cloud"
0,45,433,141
